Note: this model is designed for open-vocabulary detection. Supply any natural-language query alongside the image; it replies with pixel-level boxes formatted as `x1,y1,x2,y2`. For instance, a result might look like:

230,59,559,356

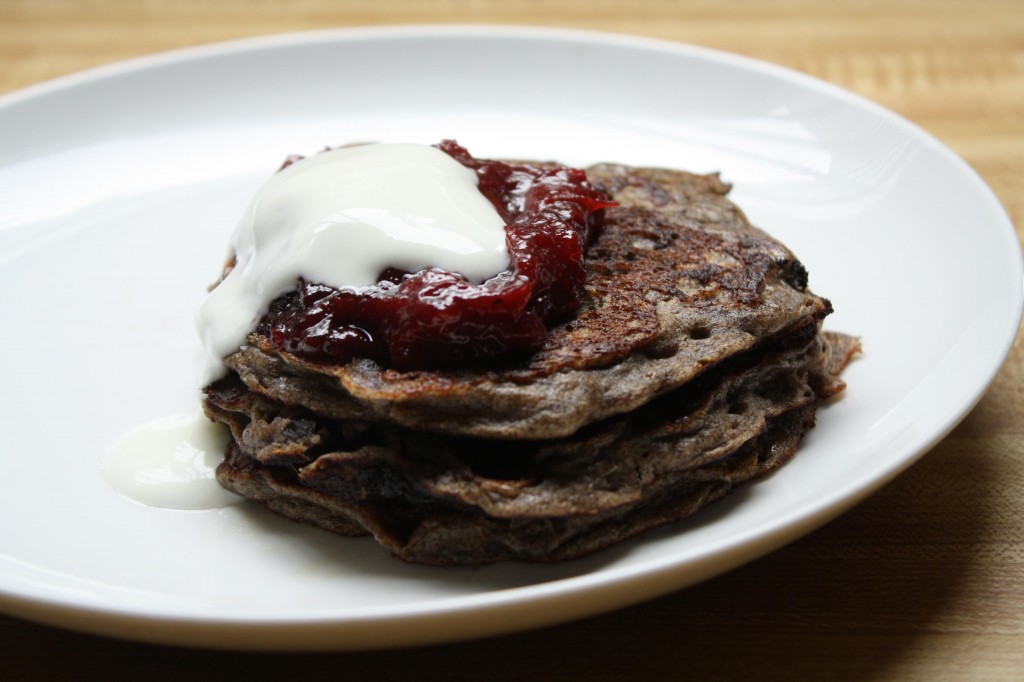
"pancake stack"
202,162,858,565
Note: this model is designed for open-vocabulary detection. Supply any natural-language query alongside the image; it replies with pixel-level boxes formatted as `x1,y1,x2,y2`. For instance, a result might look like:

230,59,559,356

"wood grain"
1,1,1022,680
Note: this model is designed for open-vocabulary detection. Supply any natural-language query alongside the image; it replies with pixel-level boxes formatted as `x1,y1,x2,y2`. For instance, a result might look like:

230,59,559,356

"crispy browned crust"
221,165,829,440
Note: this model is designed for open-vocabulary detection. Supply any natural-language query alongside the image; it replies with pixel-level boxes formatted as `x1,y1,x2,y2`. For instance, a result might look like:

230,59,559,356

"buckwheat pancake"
205,329,857,565
220,165,831,440
201,159,856,565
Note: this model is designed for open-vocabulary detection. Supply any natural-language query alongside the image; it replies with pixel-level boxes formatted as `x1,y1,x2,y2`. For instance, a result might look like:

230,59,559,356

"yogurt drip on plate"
195,143,509,382
105,413,239,510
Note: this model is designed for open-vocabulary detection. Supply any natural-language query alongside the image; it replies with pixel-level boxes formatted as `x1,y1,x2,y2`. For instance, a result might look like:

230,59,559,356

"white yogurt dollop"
195,143,509,383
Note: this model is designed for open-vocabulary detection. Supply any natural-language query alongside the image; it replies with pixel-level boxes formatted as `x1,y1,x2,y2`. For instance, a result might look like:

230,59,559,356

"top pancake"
220,163,831,440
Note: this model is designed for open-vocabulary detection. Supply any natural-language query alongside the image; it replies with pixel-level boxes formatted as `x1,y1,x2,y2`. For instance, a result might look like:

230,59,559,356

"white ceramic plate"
0,26,1020,651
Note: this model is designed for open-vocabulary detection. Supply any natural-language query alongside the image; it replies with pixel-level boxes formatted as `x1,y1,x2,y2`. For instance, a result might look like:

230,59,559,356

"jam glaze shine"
266,141,615,370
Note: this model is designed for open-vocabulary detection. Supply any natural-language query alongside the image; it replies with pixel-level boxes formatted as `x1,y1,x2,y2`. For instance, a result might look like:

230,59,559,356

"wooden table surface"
2,1,1022,680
